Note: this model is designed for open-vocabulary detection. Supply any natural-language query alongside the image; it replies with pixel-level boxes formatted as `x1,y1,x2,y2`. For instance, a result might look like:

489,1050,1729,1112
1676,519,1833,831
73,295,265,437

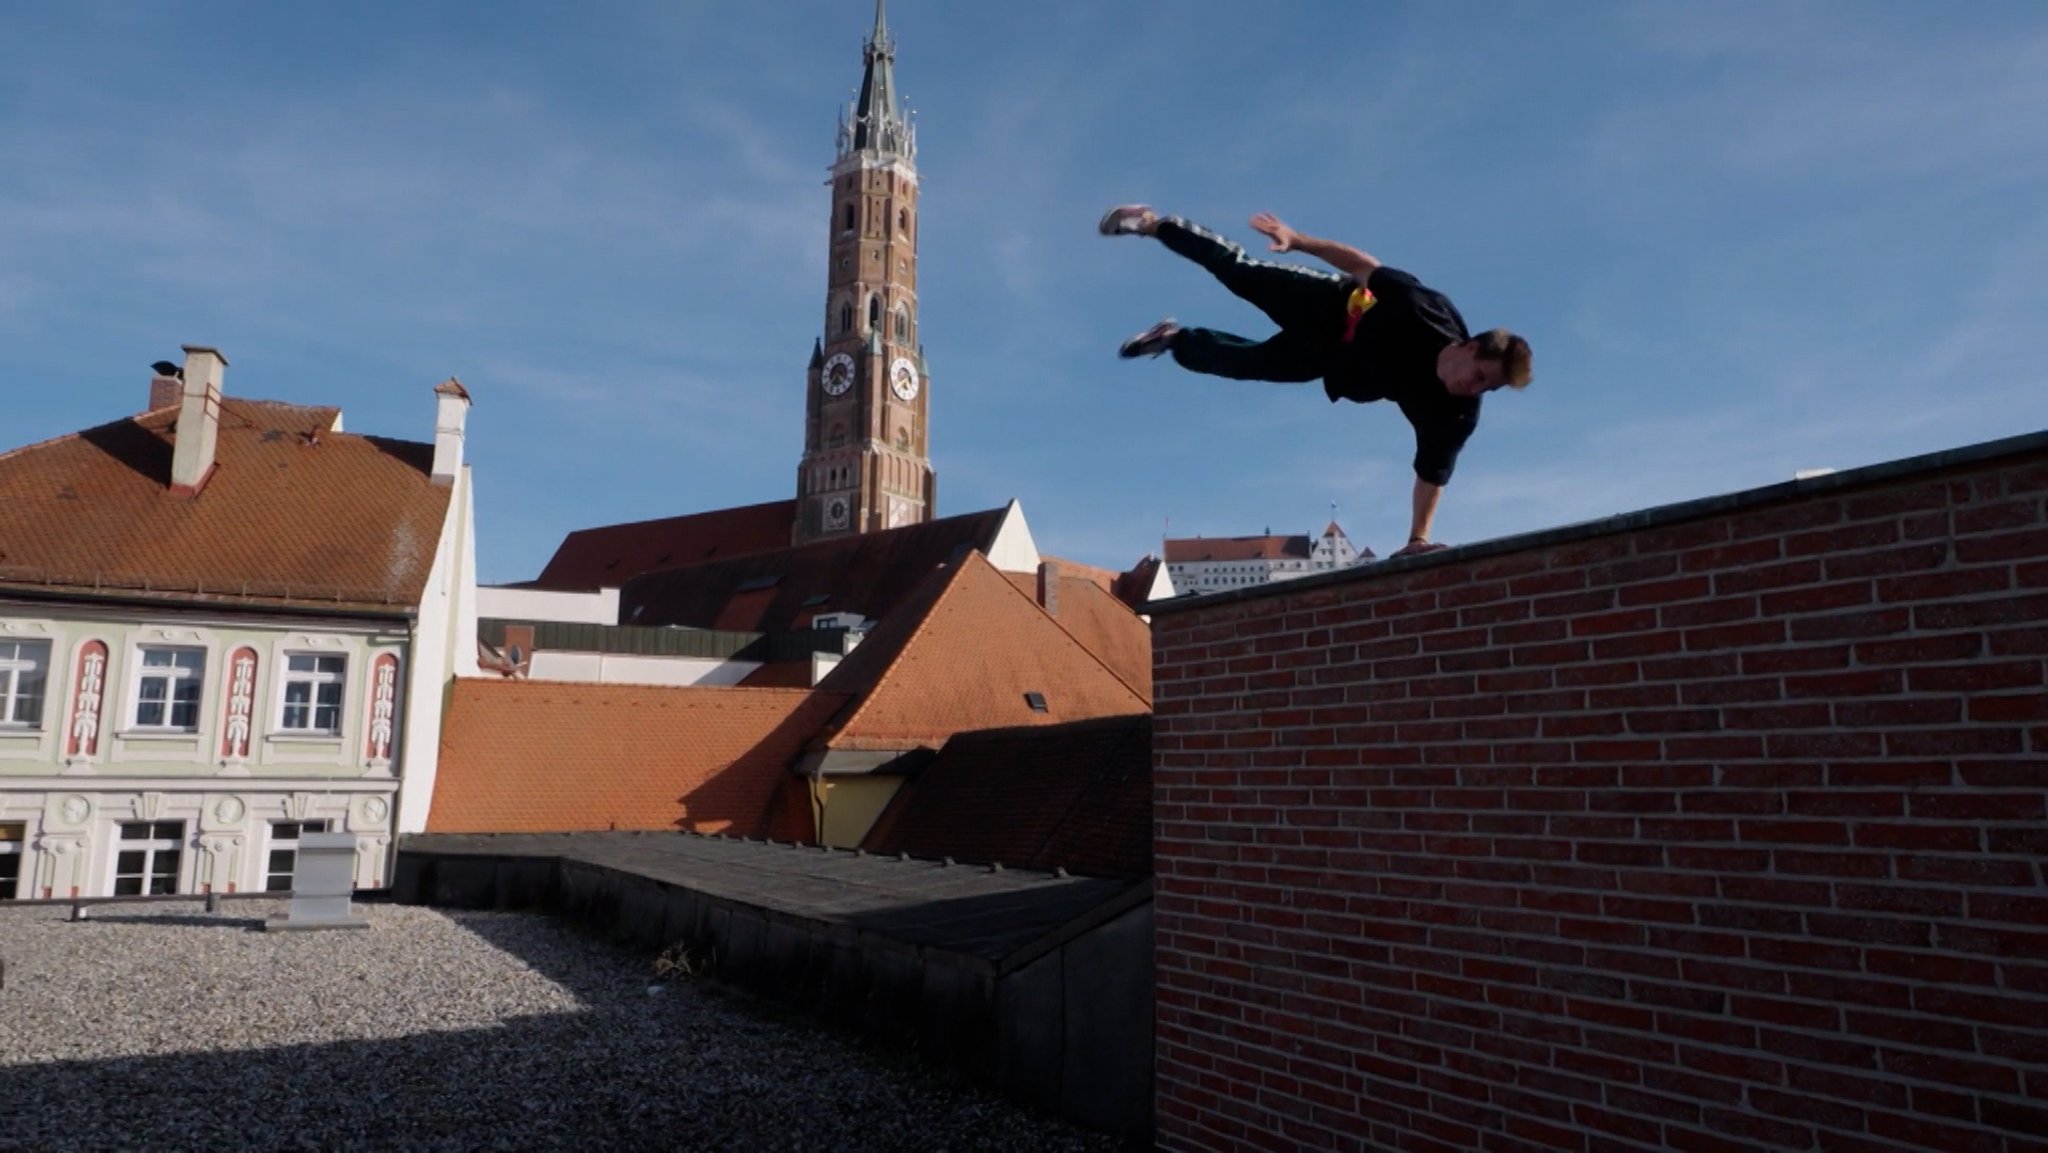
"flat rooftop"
0,899,1121,1152
402,831,1147,966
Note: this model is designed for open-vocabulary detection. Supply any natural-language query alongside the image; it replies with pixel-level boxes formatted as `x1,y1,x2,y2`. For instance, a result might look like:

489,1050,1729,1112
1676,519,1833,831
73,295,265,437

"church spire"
839,0,913,161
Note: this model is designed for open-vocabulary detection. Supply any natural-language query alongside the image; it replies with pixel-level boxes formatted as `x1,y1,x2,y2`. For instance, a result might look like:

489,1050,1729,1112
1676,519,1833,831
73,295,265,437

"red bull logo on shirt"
1342,285,1376,343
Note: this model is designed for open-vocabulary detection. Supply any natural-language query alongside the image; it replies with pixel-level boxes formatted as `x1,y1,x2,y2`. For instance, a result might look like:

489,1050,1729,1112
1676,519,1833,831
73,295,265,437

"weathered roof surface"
619,506,1011,633
427,679,847,836
0,399,450,613
532,499,798,592
1003,569,1153,700
812,551,1150,752
862,714,1153,879
400,830,1146,966
1163,534,1312,563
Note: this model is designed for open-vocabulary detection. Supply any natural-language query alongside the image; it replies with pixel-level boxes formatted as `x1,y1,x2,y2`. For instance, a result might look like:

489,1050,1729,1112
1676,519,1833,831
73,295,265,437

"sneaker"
1097,204,1157,236
1119,318,1179,359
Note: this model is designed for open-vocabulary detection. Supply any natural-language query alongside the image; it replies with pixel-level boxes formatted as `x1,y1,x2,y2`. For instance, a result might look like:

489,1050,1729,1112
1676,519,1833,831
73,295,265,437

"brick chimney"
147,368,181,413
1036,560,1060,617
431,377,471,484
169,345,227,495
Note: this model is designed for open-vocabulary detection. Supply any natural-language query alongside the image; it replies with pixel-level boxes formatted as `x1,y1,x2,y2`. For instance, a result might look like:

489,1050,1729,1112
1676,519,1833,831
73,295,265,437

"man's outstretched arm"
1250,211,1381,281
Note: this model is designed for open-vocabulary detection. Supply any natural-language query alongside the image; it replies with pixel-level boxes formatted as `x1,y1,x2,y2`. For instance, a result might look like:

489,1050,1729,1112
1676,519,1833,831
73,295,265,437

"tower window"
839,302,853,334
868,295,881,331
893,306,910,342
898,208,908,233
843,203,854,232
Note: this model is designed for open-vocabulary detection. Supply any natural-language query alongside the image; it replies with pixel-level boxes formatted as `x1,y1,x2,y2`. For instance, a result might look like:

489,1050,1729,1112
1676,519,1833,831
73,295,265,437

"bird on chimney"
150,360,183,379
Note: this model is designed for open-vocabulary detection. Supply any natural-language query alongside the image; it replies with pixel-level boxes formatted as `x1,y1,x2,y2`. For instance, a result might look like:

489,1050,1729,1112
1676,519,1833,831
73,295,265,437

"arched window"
893,306,910,342
838,301,853,334
898,208,908,234
868,295,881,331
842,203,855,232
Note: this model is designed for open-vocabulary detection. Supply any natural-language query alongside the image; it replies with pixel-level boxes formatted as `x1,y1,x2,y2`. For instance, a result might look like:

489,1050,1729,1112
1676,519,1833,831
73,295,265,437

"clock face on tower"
821,353,856,397
824,496,850,531
889,356,920,401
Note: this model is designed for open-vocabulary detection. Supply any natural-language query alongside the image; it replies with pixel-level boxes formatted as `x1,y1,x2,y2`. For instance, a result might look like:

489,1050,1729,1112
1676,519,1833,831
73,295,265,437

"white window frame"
263,819,331,892
277,653,348,735
112,820,186,896
129,645,206,732
0,639,51,728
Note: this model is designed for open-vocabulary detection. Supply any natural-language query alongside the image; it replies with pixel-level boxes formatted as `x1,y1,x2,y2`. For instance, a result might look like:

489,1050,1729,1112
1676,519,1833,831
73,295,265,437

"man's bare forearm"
1291,233,1381,281
1409,478,1443,543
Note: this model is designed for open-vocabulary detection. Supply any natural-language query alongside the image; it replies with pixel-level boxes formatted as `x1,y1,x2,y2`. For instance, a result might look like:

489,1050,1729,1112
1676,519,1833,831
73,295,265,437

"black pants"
1157,217,1347,382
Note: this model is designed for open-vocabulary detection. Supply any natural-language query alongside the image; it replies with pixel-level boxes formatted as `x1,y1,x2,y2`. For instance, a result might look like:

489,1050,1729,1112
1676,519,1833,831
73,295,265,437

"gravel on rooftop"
0,900,1130,1152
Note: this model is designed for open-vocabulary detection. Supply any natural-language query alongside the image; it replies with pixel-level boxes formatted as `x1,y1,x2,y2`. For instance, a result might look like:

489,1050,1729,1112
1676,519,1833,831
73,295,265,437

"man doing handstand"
1100,204,1532,557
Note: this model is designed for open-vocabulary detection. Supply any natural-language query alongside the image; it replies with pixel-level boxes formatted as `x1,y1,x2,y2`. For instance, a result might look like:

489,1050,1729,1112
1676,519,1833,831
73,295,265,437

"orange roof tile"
813,551,1149,752
428,679,847,835
0,399,451,612
1003,569,1153,700
532,499,797,591
861,714,1153,878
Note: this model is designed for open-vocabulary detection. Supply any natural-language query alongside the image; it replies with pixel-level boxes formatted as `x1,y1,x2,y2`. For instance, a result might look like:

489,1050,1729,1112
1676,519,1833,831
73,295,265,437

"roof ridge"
823,553,980,739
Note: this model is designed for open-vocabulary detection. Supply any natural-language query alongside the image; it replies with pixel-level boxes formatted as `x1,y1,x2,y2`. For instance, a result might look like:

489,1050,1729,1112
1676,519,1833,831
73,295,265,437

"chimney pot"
1036,560,1060,617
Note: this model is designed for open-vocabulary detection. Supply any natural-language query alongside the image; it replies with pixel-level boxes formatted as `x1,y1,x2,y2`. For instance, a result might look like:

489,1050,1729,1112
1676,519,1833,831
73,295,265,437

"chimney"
169,345,227,494
1036,560,1060,617
431,377,471,484
147,366,181,412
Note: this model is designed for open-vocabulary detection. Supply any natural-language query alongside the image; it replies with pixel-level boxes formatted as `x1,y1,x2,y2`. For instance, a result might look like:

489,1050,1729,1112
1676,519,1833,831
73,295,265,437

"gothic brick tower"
794,0,935,545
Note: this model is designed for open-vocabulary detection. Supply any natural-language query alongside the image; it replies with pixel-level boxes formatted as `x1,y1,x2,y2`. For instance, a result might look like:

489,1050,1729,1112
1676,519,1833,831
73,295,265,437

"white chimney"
431,377,471,483
169,345,227,494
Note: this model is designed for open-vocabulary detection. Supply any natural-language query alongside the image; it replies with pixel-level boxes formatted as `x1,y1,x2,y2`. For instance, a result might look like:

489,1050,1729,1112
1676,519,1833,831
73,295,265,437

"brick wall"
1150,435,2048,1152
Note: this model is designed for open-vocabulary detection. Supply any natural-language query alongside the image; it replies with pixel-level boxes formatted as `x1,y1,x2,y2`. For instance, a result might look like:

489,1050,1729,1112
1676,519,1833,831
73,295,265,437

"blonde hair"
1474,328,1533,389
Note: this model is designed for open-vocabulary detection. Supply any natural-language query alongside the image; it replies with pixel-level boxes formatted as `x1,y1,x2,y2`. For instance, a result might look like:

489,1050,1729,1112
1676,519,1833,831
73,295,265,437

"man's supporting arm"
1397,478,1448,556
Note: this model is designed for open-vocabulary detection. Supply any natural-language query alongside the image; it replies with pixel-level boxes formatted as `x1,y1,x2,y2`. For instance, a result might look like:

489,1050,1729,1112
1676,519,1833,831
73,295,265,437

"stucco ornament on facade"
213,795,247,825
67,641,109,760
222,648,258,761
366,654,399,766
56,793,92,827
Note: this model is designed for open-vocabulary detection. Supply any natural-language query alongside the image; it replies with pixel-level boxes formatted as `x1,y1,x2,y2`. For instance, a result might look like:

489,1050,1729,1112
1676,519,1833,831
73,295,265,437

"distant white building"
1164,522,1372,595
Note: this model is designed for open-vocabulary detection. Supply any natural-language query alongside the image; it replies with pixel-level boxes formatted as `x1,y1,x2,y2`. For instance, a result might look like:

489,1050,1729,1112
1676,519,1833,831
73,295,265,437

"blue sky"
6,1,2046,583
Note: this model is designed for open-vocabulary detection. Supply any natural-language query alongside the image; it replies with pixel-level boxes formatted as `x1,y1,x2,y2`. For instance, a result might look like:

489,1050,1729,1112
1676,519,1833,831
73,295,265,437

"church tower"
794,0,934,545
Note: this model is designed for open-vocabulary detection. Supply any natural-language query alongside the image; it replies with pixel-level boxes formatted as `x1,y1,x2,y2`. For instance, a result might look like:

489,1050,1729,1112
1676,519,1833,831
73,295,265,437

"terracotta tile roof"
532,499,797,591
812,551,1149,753
427,678,847,835
619,506,1011,633
860,714,1153,878
0,399,451,613
1002,569,1153,700
1163,533,1313,563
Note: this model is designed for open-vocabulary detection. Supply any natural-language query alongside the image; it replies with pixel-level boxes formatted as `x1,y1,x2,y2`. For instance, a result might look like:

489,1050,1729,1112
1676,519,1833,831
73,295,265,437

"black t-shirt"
1321,266,1480,486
